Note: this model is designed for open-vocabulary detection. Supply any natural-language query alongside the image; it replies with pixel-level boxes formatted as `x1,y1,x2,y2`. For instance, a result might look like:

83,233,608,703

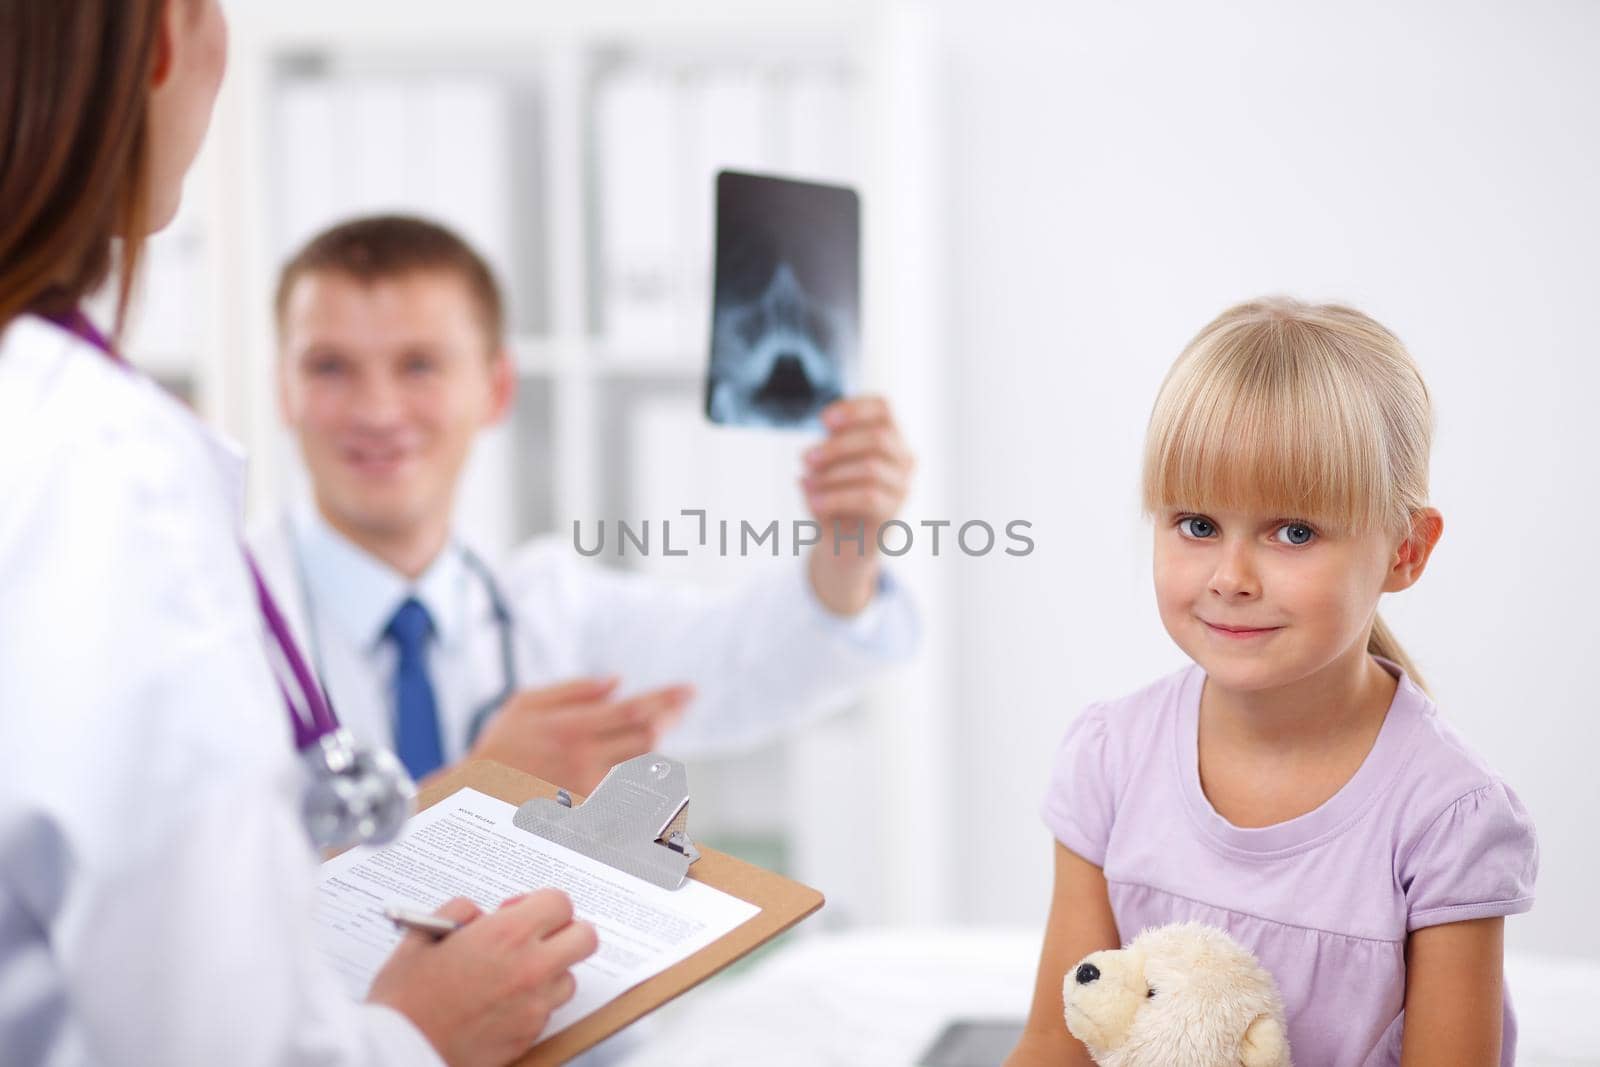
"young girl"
1007,299,1537,1066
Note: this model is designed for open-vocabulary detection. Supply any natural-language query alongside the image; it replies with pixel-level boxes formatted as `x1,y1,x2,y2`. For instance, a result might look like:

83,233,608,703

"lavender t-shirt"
1042,661,1537,1067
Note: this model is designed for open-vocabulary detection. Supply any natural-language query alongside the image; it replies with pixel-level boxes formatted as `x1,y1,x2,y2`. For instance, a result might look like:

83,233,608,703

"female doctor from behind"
0,3,596,1065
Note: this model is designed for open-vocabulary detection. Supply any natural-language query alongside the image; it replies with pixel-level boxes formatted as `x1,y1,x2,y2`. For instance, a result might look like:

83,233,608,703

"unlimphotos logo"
573,510,1035,559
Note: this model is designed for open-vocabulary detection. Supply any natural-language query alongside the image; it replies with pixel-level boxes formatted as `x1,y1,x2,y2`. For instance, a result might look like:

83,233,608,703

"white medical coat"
0,318,441,1065
247,496,918,766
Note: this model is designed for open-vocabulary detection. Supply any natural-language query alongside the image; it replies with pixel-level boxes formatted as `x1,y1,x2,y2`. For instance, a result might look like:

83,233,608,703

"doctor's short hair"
274,215,506,354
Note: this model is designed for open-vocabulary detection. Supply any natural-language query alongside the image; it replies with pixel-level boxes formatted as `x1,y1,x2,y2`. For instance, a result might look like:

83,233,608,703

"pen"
384,905,462,940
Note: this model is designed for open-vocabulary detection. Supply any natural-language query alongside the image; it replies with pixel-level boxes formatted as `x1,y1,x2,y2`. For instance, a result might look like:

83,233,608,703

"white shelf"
510,337,710,380
592,355,706,378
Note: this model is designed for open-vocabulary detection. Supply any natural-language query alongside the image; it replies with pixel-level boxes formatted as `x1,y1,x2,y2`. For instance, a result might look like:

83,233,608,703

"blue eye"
1178,517,1217,539
1275,523,1315,546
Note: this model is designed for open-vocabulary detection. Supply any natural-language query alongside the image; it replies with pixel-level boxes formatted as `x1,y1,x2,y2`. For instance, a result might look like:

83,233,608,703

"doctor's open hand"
368,891,598,1067
468,676,695,794
802,395,915,616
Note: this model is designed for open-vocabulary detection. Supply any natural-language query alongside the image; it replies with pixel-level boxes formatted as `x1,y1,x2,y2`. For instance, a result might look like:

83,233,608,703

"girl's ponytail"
1367,614,1426,695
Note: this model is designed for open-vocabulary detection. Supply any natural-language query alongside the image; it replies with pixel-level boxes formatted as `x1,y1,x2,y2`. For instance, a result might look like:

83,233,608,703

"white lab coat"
247,503,918,767
0,318,441,1065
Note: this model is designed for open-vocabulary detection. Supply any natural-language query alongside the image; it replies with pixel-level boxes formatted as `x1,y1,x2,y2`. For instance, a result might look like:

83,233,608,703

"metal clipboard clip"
511,754,701,890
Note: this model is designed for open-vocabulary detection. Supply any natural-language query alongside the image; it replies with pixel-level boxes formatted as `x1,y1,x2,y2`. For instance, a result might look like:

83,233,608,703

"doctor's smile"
339,437,422,479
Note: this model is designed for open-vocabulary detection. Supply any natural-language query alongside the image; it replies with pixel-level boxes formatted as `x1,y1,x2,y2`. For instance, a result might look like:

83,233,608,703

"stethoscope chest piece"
300,729,415,850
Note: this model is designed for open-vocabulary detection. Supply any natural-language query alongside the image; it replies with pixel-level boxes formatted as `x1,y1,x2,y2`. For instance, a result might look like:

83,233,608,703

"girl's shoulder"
1076,661,1203,749
1386,682,1529,831
1041,664,1199,864
1373,682,1538,922
1048,665,1198,793
1384,693,1539,928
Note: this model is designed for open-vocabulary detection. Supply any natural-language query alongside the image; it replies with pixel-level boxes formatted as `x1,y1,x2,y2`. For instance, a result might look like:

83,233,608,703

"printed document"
314,787,760,1039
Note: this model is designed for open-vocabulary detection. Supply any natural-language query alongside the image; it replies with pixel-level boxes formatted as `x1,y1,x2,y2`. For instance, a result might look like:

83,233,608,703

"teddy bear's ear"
1238,1013,1290,1067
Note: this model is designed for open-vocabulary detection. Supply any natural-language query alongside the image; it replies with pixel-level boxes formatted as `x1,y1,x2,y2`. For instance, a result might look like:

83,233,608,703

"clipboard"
414,757,825,1066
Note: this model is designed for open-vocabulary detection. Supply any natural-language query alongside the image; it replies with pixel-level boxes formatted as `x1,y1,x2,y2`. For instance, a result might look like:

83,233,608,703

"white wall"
930,0,1600,957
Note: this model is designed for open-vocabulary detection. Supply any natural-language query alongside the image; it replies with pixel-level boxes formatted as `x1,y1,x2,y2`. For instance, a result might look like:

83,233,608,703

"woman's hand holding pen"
368,891,598,1067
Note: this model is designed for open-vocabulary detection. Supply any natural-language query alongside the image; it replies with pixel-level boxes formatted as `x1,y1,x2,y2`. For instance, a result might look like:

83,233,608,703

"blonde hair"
1141,297,1433,690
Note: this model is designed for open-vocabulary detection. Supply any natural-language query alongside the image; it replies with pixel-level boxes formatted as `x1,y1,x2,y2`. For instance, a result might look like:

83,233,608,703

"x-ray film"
706,171,860,430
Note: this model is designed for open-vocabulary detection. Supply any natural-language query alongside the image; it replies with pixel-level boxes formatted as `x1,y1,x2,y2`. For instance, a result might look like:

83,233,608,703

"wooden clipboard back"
416,760,825,1066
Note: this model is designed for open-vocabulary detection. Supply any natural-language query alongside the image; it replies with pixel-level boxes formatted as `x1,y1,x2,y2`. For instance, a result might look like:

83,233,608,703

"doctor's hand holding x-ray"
260,216,918,797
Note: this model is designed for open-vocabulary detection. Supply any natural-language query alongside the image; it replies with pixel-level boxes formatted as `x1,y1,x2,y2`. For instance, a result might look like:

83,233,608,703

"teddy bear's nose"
1074,963,1101,985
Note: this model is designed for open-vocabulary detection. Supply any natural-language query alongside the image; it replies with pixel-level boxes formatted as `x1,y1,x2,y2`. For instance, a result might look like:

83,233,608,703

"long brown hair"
0,1,168,337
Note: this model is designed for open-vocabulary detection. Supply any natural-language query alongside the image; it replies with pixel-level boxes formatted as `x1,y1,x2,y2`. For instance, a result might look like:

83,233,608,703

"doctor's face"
278,270,513,548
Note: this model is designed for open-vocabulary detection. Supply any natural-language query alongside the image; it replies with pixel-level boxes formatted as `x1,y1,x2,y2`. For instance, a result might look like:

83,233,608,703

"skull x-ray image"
706,171,860,430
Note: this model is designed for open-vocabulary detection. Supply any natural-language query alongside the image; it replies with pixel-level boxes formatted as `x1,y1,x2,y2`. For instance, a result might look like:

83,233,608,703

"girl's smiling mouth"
1201,619,1283,639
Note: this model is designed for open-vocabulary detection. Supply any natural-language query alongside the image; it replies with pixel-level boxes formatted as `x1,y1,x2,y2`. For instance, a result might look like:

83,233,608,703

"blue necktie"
385,597,444,780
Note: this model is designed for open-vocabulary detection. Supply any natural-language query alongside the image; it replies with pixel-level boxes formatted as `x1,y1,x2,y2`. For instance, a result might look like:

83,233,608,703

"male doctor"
251,215,918,793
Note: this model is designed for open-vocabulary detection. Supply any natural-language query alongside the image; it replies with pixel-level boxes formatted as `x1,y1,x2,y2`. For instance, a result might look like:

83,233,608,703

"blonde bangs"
1141,303,1421,535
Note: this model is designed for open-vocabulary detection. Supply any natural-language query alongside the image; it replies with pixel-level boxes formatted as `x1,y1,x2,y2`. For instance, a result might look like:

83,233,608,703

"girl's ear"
1384,508,1444,593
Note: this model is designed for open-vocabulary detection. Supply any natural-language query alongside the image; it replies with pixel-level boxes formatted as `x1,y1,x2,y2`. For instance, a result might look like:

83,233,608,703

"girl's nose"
1209,544,1260,600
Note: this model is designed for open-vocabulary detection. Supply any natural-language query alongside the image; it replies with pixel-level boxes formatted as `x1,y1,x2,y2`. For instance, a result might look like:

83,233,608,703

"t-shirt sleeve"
1040,704,1116,867
1401,780,1538,932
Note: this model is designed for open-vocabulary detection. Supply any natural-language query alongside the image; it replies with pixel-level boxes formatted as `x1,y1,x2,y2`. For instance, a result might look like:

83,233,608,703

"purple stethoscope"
47,307,414,849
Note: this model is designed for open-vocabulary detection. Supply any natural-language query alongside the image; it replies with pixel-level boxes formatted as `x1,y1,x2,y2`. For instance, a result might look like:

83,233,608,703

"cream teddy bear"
1062,922,1293,1067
